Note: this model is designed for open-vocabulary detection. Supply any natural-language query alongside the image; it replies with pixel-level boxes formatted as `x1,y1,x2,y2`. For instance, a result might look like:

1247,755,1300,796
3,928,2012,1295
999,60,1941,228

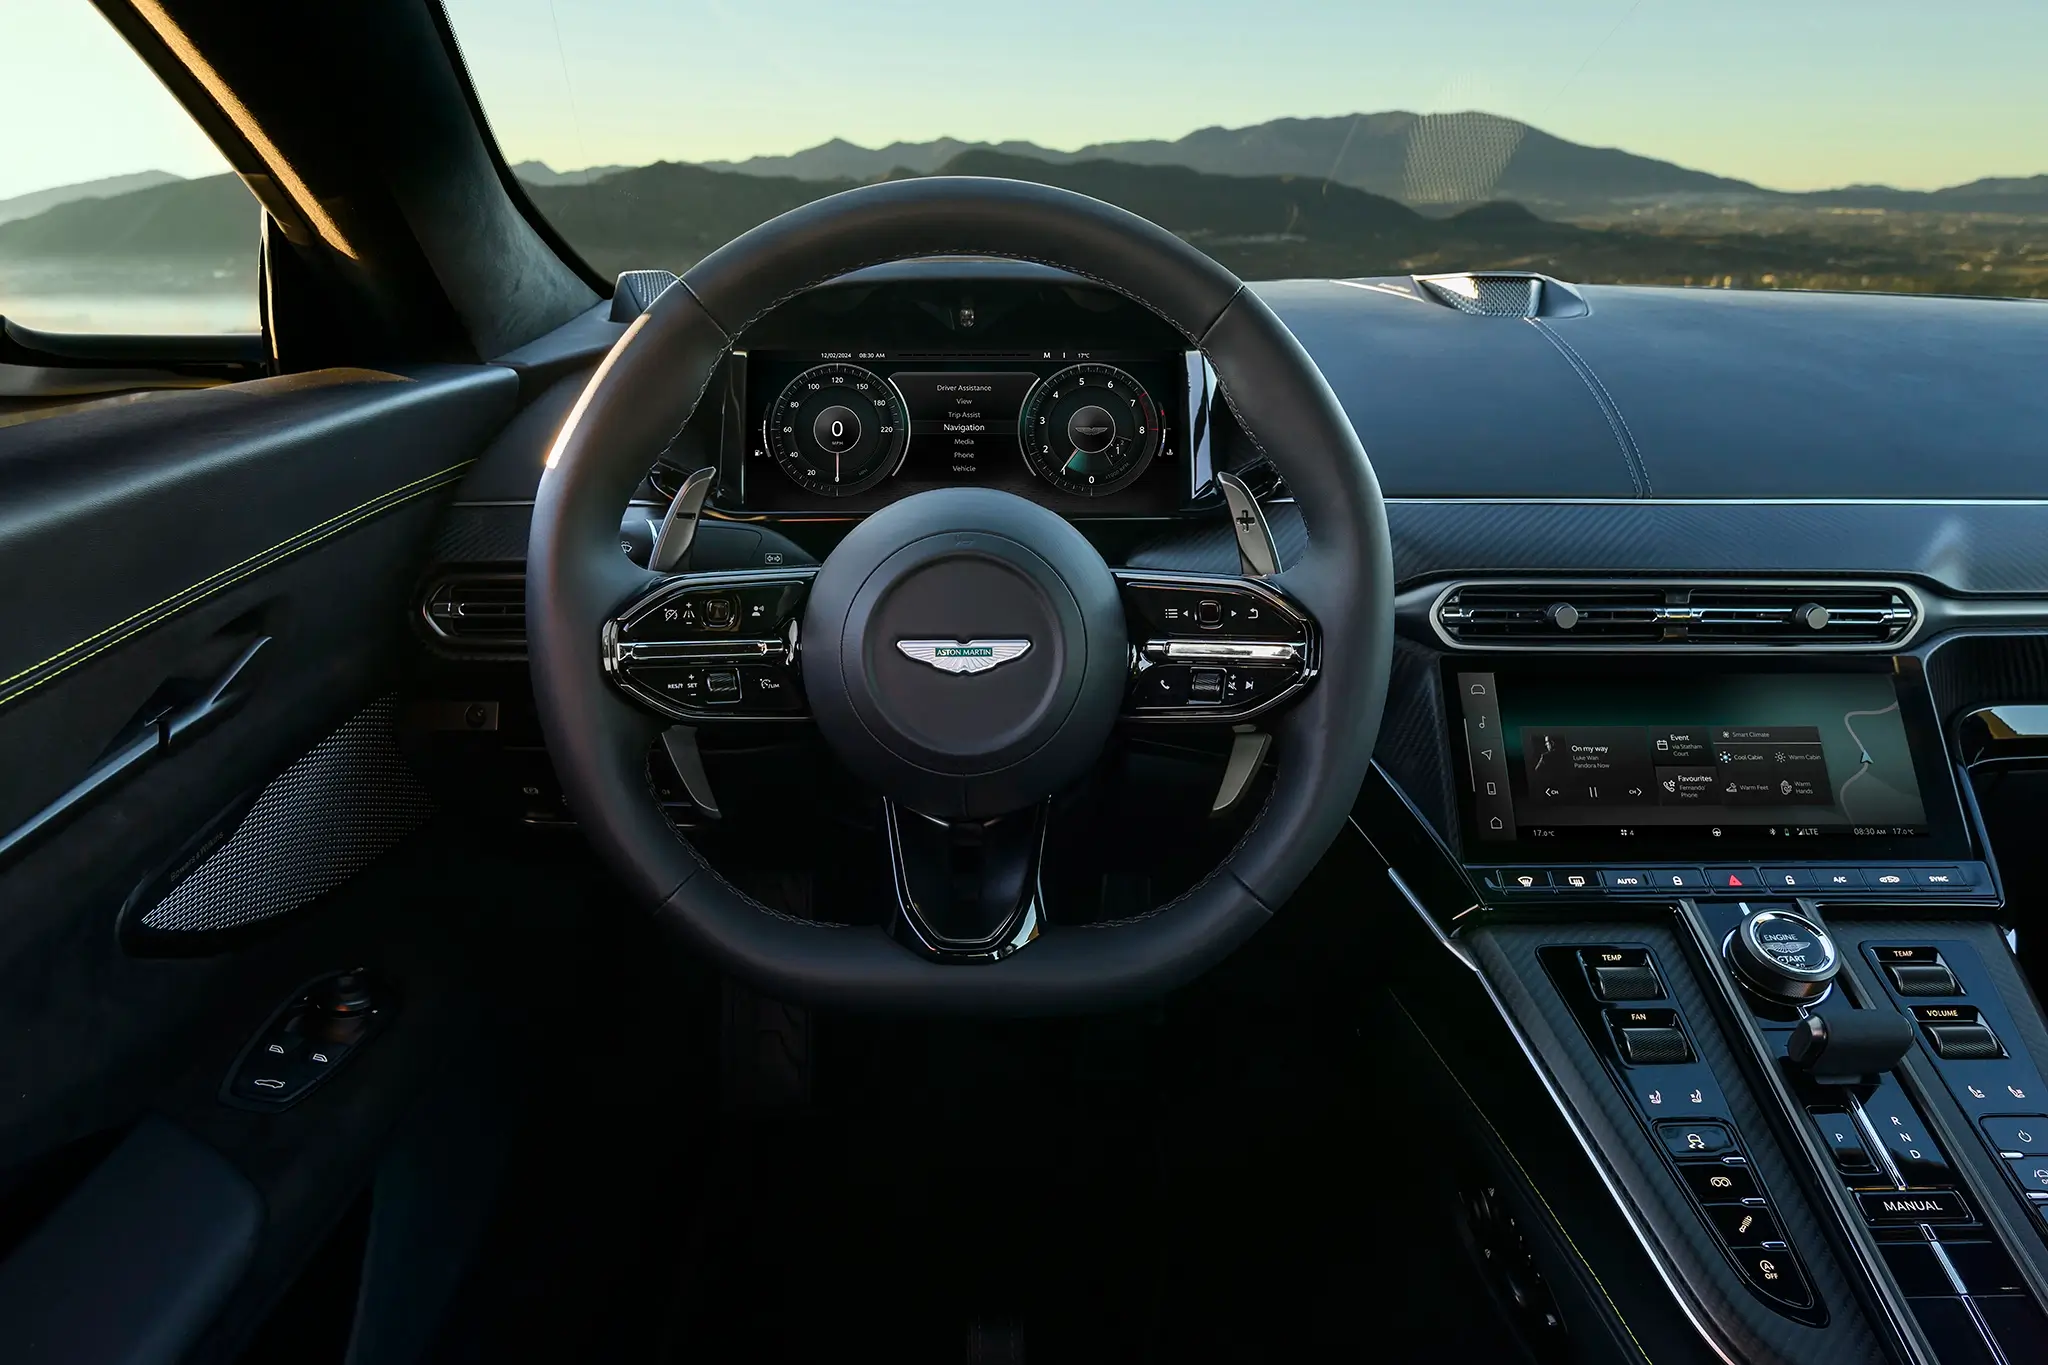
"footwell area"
419,886,1522,1364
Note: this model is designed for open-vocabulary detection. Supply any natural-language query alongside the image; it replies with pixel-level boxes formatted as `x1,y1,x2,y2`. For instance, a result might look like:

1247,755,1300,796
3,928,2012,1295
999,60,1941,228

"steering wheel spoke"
1114,571,1319,722
884,800,1048,961
603,568,816,721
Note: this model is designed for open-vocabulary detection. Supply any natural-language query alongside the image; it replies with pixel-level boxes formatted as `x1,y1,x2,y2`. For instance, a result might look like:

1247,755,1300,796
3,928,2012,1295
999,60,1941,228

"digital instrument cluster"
735,350,1188,513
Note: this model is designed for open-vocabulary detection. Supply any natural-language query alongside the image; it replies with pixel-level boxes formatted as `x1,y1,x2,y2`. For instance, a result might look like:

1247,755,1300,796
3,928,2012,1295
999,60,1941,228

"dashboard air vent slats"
1438,586,1667,642
423,574,526,648
1434,582,1918,649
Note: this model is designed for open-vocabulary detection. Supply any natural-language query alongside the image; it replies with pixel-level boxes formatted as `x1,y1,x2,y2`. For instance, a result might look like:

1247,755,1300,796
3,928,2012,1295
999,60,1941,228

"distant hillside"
0,173,255,256
690,113,1769,215
510,160,635,186
7,151,2038,300
1801,174,2048,215
520,149,1955,291
0,170,184,226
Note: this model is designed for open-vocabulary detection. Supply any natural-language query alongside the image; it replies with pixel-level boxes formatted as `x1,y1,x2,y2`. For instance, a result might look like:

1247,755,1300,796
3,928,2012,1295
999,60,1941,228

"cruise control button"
1706,1203,1785,1248
1680,1161,1760,1203
1657,1121,1736,1158
1732,1248,1812,1308
1982,1117,2048,1155
635,666,706,705
703,669,741,703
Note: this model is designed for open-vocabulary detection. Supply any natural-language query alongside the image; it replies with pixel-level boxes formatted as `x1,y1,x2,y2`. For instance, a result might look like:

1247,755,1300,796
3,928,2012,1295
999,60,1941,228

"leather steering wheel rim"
526,176,1394,1015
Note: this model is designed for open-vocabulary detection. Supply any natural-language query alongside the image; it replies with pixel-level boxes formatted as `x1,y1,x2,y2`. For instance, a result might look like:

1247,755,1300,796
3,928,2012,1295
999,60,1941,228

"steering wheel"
527,177,1393,1014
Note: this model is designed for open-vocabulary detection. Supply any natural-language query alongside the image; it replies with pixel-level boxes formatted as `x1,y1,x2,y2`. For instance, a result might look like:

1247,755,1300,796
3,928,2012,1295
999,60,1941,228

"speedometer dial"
766,363,909,497
1018,363,1162,497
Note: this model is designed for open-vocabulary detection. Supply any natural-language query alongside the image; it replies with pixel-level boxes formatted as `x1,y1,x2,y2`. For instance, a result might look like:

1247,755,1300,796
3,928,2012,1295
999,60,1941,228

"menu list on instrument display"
891,371,1036,480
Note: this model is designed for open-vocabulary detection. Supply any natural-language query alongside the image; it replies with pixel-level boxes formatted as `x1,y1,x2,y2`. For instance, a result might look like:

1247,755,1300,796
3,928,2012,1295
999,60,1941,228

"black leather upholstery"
0,1118,260,1365
526,176,1394,1013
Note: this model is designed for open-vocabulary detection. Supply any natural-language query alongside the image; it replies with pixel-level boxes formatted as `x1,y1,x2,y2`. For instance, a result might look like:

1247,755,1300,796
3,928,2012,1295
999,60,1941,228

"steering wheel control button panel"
223,971,391,1111
605,569,814,721
1727,908,1838,1005
1541,945,1822,1321
1118,573,1317,722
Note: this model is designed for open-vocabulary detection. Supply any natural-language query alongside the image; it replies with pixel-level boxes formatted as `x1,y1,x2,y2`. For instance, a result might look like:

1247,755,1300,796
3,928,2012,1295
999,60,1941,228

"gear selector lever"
1785,1010,1915,1085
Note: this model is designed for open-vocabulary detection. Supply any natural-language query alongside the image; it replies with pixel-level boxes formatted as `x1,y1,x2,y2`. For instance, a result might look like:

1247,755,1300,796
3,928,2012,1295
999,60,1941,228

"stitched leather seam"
0,461,474,713
1393,994,1657,1362
1527,317,1651,498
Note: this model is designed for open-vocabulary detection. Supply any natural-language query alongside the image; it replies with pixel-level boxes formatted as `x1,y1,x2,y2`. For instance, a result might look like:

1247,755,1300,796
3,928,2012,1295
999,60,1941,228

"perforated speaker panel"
140,696,434,934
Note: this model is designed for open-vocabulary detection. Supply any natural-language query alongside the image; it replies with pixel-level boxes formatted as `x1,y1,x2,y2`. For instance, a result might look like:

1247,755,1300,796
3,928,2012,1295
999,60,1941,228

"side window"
0,1,258,335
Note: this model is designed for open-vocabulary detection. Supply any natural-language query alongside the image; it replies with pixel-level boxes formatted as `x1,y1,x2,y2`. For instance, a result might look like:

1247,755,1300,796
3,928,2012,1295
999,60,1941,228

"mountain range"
0,170,182,226
5,115,2044,300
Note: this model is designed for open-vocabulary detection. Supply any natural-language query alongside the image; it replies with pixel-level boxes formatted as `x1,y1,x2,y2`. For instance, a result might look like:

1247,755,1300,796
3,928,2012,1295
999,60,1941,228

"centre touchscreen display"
1450,662,1960,858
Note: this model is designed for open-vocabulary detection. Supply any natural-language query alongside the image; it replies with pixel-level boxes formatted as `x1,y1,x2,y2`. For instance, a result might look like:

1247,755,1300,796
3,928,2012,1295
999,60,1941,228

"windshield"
445,0,2048,299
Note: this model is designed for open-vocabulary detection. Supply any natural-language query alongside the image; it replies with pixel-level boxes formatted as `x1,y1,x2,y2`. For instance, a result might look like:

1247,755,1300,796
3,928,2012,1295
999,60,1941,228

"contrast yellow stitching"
0,460,474,705
1393,994,1656,1363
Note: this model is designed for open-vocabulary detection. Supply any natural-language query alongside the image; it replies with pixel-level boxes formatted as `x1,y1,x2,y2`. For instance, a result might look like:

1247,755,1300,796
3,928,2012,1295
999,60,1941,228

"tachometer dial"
1018,363,1161,497
766,363,909,497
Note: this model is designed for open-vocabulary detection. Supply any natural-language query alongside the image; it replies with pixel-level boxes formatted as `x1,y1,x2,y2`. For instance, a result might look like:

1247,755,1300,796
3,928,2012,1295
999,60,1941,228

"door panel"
0,362,518,1349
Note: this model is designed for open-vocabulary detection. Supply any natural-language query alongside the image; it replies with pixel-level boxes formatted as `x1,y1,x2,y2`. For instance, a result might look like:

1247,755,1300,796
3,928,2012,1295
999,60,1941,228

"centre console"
1362,644,2048,1363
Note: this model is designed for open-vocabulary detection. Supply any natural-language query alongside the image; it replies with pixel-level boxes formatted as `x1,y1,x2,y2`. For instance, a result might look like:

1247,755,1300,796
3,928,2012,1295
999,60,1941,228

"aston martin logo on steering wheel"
894,639,1033,675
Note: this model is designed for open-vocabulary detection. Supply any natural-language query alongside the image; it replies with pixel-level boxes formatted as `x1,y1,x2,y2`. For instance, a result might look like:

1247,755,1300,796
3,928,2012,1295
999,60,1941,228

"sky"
4,0,2046,202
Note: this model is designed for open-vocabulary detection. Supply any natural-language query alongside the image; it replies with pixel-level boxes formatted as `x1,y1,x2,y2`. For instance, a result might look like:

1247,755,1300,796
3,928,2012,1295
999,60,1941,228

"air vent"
1437,585,1667,642
422,574,525,649
1433,581,1918,649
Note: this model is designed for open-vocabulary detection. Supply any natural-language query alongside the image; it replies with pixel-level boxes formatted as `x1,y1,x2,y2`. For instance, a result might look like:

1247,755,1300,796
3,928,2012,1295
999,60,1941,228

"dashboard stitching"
1526,317,1651,497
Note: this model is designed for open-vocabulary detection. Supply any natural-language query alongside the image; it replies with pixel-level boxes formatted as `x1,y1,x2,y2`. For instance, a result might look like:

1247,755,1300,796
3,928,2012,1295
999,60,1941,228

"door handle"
0,637,271,867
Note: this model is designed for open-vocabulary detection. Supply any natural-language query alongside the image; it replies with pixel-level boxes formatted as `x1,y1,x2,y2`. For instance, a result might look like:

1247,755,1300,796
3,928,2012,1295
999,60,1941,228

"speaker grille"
140,697,433,935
